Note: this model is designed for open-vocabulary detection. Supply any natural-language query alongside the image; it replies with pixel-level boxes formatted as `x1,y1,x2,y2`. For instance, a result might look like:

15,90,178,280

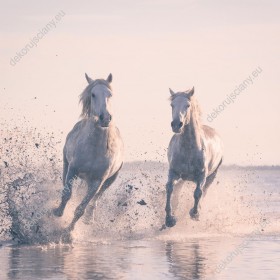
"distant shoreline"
1,160,279,173
122,161,280,171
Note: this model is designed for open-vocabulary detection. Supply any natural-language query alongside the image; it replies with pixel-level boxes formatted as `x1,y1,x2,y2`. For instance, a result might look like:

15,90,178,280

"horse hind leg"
203,159,222,196
53,165,77,217
62,149,68,186
83,170,120,224
203,170,218,197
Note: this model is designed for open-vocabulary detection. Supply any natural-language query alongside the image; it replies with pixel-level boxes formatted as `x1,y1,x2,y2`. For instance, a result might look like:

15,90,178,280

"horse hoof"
189,208,199,221
165,216,177,227
53,208,63,217
61,230,72,243
83,215,92,225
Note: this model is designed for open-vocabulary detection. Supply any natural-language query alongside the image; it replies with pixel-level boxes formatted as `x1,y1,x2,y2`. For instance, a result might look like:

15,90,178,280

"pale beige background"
1,0,279,164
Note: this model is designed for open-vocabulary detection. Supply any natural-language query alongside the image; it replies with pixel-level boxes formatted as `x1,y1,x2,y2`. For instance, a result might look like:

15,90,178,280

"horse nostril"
171,121,182,129
100,114,104,121
109,115,112,121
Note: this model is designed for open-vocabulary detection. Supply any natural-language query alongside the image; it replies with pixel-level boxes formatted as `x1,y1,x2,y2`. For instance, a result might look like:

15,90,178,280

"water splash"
1,124,279,245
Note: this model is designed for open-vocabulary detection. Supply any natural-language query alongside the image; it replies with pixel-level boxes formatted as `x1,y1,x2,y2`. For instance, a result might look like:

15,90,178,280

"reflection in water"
7,245,71,280
2,240,215,280
1,237,279,280
165,241,206,279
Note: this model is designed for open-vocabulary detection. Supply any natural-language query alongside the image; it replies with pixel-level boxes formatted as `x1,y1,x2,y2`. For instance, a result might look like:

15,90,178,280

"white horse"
165,87,223,227
53,73,124,232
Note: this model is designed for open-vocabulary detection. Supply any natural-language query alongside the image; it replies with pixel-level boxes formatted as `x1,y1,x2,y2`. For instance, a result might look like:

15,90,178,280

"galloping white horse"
53,73,124,232
165,87,223,227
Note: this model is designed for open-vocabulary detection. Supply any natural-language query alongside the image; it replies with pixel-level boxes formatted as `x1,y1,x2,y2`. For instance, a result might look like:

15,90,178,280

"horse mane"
79,79,112,118
189,96,202,124
169,90,202,124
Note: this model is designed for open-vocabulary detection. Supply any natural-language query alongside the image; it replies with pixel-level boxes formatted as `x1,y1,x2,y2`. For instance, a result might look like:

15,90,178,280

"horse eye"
92,93,95,98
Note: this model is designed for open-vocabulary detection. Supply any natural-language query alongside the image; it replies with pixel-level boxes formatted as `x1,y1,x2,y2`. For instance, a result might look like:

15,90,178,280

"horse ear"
169,88,175,96
107,73,113,83
85,73,93,84
188,87,195,97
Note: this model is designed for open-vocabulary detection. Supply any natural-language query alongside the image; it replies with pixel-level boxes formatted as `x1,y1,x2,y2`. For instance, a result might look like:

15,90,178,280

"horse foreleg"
82,199,96,224
83,171,120,224
67,180,101,231
165,170,180,227
190,176,206,220
53,166,77,217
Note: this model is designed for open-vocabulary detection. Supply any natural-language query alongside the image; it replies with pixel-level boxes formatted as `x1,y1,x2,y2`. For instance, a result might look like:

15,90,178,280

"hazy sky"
1,0,279,164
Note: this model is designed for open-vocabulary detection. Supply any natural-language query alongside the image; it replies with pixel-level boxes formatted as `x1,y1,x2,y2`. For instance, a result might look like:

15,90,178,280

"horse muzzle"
99,113,112,127
171,120,183,133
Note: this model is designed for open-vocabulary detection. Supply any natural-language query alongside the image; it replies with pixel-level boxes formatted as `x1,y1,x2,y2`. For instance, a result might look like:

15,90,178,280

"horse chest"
174,155,195,173
171,149,205,179
68,133,108,167
77,135,104,155
65,121,123,179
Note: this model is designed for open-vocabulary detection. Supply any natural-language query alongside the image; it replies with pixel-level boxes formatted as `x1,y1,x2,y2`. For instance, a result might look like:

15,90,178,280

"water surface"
1,236,280,280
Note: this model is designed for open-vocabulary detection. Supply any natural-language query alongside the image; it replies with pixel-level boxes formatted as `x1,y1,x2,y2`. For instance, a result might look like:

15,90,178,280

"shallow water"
1,128,280,279
1,236,280,280
1,165,280,280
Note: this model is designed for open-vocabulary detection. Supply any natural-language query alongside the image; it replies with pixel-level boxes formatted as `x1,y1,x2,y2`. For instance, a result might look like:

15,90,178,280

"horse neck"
181,108,202,150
